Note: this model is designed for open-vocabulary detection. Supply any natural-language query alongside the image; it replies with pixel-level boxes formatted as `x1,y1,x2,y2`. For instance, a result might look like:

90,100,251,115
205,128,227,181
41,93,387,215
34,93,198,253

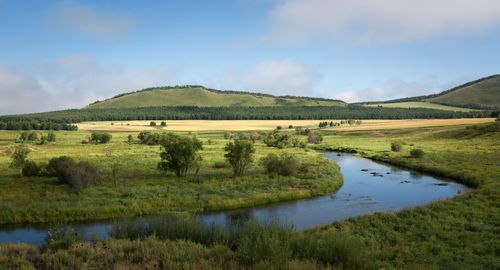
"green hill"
360,75,500,110
87,86,346,109
424,75,500,108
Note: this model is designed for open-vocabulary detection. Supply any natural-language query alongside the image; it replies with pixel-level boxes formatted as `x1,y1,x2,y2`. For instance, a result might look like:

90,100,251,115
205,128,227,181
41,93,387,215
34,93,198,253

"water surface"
0,152,468,246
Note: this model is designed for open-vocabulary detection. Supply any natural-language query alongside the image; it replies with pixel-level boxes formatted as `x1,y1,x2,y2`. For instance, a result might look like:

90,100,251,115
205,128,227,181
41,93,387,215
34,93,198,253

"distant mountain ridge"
87,85,346,109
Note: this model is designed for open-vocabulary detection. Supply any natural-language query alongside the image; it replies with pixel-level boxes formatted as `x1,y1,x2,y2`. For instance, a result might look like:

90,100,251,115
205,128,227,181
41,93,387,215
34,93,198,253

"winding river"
0,152,468,246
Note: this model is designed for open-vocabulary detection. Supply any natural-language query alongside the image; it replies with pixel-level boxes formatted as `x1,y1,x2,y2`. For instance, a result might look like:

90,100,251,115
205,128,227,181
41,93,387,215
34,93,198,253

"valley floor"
0,120,499,269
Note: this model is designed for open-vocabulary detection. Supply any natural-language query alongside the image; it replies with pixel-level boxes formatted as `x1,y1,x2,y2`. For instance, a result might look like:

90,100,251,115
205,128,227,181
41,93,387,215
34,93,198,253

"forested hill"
86,85,346,109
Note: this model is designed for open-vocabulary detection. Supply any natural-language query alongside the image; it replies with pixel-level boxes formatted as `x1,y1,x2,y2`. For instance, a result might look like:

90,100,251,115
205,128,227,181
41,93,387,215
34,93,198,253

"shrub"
288,125,293,129
158,134,203,177
127,134,134,143
160,121,167,127
46,131,56,142
276,126,282,130
223,131,233,139
307,133,323,144
23,160,42,177
150,121,157,126
68,161,99,193
138,131,162,145
10,145,31,176
44,227,81,250
261,153,301,176
19,131,38,142
410,148,425,158
90,132,112,144
46,156,77,184
263,131,291,149
391,142,403,152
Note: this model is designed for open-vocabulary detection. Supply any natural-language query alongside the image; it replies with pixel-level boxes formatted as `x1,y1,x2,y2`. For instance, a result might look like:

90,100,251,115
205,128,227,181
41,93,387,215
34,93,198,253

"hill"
360,75,500,110
87,86,346,109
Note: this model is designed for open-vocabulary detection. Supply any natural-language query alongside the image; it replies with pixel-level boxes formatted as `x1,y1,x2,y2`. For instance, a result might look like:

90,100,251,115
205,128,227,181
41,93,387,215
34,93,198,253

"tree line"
0,105,491,126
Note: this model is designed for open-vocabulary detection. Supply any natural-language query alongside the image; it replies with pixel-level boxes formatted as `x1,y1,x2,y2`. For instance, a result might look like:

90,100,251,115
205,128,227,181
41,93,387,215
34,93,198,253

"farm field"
364,101,477,112
77,118,495,132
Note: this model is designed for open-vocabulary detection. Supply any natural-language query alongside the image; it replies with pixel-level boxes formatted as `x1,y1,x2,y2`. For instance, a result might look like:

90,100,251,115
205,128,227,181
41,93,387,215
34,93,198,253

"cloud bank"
269,0,500,44
0,55,172,115
220,59,321,96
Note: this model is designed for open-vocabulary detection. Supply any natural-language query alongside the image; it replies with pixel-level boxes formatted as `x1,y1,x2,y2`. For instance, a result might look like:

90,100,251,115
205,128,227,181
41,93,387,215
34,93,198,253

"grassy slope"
0,130,342,224
87,87,345,109
425,76,500,107
311,124,500,269
365,101,476,112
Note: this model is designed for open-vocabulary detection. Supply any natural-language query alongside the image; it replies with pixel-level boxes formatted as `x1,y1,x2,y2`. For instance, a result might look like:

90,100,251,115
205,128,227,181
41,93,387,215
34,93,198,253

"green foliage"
22,160,42,177
19,131,38,142
160,121,167,127
10,145,30,176
158,134,203,177
137,131,163,145
410,148,425,158
46,156,98,193
261,153,301,176
224,140,255,176
307,133,323,144
90,132,112,144
0,121,77,131
263,131,291,149
391,142,403,152
150,121,157,126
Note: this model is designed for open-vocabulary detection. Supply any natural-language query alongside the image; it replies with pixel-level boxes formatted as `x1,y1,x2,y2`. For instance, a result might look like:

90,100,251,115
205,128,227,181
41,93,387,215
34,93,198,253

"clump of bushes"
263,131,291,149
391,142,403,152
90,132,112,144
225,139,255,176
410,148,425,158
18,131,38,142
46,156,99,192
307,133,323,144
137,131,163,145
261,153,301,176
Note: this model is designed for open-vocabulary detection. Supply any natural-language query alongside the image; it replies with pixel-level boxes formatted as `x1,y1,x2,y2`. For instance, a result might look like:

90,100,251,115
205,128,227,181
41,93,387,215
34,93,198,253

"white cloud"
55,2,134,40
220,59,321,96
335,78,441,102
268,0,500,44
0,56,173,115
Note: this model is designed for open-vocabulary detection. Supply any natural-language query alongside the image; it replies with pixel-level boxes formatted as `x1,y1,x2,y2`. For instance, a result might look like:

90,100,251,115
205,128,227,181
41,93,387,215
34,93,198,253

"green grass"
0,130,342,224
425,75,500,107
0,122,499,269
87,87,346,109
365,101,476,112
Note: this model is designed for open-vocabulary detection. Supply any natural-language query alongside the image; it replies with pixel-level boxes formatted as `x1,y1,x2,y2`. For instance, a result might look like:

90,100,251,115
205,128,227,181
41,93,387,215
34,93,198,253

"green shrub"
90,132,112,144
391,142,403,152
261,153,301,176
44,227,81,250
307,133,323,144
23,160,42,177
150,121,157,126
410,148,425,158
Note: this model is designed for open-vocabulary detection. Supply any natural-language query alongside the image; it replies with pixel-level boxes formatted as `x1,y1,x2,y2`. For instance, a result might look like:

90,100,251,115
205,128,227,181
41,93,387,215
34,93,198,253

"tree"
10,145,31,176
127,134,134,143
46,156,77,184
68,161,98,193
158,134,203,177
261,153,300,176
160,121,167,127
47,131,56,142
150,121,157,127
224,139,255,176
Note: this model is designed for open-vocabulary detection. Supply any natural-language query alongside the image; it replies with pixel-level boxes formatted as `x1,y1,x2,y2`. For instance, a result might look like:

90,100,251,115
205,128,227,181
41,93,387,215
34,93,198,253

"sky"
1,0,500,114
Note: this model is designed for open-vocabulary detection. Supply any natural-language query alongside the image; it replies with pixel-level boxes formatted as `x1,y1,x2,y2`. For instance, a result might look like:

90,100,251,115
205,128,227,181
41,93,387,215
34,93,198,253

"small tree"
150,121,157,127
10,145,31,176
410,148,425,158
224,139,255,176
158,134,203,177
127,134,134,143
160,121,167,127
46,156,77,184
391,142,402,152
90,132,112,144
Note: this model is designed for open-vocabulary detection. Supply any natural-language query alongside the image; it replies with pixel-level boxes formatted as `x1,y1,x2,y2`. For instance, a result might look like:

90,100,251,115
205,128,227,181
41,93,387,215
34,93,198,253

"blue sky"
1,0,500,114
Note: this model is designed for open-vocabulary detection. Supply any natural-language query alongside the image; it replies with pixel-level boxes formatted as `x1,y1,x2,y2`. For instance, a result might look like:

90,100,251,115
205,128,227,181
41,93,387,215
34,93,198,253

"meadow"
0,129,341,224
0,120,499,269
364,101,477,112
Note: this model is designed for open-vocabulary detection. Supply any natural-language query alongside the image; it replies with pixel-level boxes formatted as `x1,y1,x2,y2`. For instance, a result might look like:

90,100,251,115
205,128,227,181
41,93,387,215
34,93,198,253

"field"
364,101,476,112
77,118,495,132
0,120,499,269
0,130,341,224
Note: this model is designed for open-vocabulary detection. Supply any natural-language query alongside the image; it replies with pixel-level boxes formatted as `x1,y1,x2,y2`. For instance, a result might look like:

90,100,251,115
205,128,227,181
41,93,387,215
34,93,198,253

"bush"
46,156,77,184
138,131,162,145
23,160,42,176
90,132,112,144
68,161,99,193
19,131,38,142
224,139,255,176
410,148,425,158
391,142,403,152
263,131,291,149
223,131,233,139
261,153,301,176
158,134,203,177
44,227,81,250
150,121,157,126
307,133,323,144
160,121,167,127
